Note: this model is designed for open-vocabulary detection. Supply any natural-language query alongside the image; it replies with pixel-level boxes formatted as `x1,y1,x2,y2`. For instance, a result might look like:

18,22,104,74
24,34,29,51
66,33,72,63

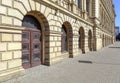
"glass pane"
22,44,29,50
32,53,40,61
22,54,30,63
22,33,29,39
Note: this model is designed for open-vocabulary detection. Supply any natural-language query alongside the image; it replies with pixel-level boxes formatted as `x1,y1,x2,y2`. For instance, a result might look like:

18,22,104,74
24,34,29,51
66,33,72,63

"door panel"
31,31,41,67
22,29,41,69
22,31,31,69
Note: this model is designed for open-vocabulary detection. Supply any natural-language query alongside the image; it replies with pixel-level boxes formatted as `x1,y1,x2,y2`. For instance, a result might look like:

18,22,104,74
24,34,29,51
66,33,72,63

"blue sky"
113,0,120,27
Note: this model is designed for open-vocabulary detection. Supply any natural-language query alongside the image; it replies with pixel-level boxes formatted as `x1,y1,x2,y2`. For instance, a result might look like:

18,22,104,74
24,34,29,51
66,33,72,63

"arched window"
76,0,79,7
79,27,85,53
78,30,81,49
22,15,41,29
61,25,68,52
88,30,92,51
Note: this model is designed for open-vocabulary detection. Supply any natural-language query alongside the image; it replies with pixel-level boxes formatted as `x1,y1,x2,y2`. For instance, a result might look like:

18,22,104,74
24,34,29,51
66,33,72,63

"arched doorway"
105,35,107,46
88,30,92,51
22,11,49,68
22,15,41,69
61,25,67,52
102,34,105,47
79,27,85,53
61,22,73,58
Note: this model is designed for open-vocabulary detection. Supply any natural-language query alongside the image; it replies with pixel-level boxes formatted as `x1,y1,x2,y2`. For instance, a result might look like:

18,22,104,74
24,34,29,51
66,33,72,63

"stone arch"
88,30,93,51
22,11,50,66
62,21,73,58
79,27,85,53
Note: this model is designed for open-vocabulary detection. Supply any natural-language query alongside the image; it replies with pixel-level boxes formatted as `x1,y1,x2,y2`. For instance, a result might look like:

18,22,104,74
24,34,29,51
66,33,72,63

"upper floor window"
76,0,79,6
86,0,90,15
76,0,82,9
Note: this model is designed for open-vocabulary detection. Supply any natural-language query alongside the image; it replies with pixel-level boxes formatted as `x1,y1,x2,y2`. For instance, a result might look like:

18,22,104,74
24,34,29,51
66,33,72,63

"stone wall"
0,25,24,82
0,0,93,64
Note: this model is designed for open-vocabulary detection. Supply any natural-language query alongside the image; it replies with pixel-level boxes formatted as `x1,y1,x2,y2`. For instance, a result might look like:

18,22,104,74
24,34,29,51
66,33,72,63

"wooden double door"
22,29,41,69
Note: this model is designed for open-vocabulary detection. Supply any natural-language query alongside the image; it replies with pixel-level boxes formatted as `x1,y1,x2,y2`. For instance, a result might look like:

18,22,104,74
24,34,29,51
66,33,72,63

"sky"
113,0,120,27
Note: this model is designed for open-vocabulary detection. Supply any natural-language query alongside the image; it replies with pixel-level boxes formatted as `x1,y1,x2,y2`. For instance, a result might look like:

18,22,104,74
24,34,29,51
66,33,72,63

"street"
4,42,120,83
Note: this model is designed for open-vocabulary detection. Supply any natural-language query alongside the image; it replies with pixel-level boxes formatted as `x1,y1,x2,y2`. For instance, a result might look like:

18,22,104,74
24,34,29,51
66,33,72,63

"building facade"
0,0,115,82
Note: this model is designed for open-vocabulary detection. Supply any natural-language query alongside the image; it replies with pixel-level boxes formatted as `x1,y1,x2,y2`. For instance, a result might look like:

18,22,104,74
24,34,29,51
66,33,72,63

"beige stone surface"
40,4,46,13
50,36,54,41
35,2,40,11
54,47,58,52
0,43,7,52
8,8,23,20
13,34,22,41
0,6,7,15
8,59,21,68
50,48,54,52
1,52,13,61
50,53,56,58
1,0,13,7
44,7,51,17
1,34,13,42
18,0,31,12
0,67,25,82
0,62,7,71
2,16,12,25
56,42,61,46
13,18,22,26
29,0,35,10
50,42,56,47
13,1,27,15
8,43,21,51
13,51,22,59
0,25,24,82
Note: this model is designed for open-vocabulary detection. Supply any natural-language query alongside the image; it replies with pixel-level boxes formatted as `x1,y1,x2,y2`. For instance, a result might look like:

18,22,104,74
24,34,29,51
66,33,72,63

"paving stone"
3,42,120,83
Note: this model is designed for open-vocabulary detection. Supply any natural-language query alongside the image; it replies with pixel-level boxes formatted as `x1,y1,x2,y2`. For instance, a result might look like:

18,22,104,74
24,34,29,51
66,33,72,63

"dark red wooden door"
22,29,41,69
22,30,31,69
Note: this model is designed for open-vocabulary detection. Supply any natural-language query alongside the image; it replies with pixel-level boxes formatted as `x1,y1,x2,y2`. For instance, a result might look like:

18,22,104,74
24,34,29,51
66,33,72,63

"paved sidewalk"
4,42,120,83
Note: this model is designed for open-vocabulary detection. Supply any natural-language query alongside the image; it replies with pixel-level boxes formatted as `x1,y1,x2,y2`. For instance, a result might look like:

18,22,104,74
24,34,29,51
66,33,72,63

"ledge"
0,67,25,82
36,0,94,26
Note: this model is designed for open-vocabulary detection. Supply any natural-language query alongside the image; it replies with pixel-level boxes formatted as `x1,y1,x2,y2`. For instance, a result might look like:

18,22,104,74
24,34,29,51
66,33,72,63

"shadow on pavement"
78,60,120,65
78,60,93,64
109,47,120,48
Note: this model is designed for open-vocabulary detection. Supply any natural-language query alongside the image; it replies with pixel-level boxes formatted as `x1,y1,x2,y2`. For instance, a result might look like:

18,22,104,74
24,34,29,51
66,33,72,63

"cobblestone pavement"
4,42,120,83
